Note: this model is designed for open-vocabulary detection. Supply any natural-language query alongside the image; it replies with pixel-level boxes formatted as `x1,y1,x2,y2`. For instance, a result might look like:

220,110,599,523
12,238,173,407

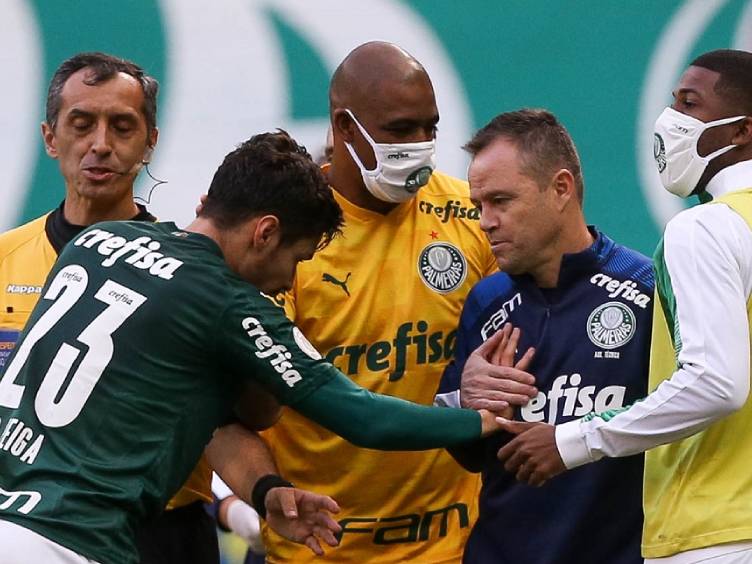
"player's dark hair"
691,49,752,115
464,109,584,203
202,130,343,249
46,52,159,133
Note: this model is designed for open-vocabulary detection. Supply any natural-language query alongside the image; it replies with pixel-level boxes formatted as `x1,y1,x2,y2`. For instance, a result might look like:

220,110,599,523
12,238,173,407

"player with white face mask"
257,41,502,564
343,108,436,203
492,49,752,564
653,107,746,197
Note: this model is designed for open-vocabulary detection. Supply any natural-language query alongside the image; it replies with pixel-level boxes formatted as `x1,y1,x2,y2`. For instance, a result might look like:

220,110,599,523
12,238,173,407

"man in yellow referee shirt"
495,49,752,563
259,41,510,563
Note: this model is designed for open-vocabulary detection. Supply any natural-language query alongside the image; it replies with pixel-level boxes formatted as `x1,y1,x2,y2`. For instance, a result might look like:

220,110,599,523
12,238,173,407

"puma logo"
322,272,351,296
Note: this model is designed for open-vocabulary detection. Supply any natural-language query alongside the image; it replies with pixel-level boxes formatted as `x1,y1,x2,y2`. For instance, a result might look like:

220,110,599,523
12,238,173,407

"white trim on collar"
705,159,752,199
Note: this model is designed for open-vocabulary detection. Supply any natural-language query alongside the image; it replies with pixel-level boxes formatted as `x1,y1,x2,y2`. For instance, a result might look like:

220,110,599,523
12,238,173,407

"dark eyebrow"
383,114,440,129
673,87,702,98
67,108,140,122
67,108,95,120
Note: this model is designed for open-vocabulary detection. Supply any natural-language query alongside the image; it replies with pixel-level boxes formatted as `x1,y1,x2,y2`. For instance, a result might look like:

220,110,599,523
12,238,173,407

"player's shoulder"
663,195,752,261
0,214,50,262
423,170,471,199
667,195,744,234
467,271,516,310
599,231,654,290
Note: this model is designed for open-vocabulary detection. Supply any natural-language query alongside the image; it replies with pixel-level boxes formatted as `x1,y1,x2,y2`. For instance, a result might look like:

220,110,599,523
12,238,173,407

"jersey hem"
642,528,752,558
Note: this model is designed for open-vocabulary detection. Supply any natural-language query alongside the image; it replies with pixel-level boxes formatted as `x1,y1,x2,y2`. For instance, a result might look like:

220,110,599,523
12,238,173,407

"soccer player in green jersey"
0,130,505,564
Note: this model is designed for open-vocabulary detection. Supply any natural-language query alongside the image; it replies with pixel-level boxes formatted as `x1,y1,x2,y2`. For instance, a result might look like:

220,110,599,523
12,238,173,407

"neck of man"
530,215,594,289
184,216,244,273
63,190,140,226
327,149,399,215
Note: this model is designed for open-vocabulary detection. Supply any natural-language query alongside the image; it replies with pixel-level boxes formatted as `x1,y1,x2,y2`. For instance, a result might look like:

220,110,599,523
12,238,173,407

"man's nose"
90,121,113,155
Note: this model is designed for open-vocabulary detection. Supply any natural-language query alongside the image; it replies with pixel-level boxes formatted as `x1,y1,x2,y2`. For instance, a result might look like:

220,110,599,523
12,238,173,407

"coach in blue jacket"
435,109,652,564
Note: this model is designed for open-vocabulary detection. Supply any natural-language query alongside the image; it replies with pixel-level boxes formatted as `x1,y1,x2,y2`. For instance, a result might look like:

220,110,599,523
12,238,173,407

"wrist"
251,474,293,519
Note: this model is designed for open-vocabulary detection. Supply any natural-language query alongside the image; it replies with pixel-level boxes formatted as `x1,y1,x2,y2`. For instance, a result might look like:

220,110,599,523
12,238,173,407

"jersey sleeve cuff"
555,419,594,469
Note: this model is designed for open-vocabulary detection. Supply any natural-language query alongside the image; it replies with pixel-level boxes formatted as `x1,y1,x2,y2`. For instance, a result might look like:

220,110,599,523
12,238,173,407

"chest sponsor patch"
587,301,636,350
0,330,20,368
418,242,467,294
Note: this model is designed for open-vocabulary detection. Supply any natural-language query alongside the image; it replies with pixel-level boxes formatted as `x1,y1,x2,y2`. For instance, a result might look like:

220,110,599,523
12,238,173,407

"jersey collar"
704,159,752,200
554,226,614,289
44,200,157,254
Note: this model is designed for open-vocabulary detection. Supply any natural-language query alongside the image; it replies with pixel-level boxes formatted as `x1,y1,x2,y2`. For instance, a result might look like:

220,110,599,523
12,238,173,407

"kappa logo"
322,272,351,296
418,242,467,294
6,285,42,295
587,302,636,350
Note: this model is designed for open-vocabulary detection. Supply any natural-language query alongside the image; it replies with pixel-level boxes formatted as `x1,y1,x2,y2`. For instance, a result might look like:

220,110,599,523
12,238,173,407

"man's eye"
114,122,134,133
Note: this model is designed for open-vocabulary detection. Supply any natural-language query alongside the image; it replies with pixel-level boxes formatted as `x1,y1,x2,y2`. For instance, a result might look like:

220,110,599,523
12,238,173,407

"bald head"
327,42,439,213
330,42,431,113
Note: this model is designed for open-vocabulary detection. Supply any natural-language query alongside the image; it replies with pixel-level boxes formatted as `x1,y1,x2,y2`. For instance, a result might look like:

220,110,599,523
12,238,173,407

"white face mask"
653,107,745,197
344,109,436,203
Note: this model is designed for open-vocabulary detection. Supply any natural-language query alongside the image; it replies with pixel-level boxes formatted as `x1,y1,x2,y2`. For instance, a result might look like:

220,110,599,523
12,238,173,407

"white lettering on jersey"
73,229,184,280
0,483,41,514
480,293,522,340
0,417,44,465
520,373,626,424
5,285,42,295
589,274,651,309
242,317,303,387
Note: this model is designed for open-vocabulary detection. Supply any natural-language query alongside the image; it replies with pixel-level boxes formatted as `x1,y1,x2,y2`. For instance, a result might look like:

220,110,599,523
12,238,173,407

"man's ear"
144,127,159,163
332,108,356,144
549,168,577,211
41,122,58,159
731,116,752,147
252,215,282,251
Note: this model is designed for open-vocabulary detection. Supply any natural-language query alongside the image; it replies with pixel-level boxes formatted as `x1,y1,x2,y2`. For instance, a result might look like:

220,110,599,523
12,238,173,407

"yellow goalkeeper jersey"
262,171,497,563
0,207,211,510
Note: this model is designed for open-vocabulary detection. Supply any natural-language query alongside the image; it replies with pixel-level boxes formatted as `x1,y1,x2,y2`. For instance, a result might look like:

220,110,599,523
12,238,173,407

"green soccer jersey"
0,220,484,564
0,221,340,564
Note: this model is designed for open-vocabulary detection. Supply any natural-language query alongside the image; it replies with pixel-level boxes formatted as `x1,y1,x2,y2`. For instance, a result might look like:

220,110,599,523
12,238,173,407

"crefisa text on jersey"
242,317,303,387
0,416,44,465
73,229,184,280
589,274,650,308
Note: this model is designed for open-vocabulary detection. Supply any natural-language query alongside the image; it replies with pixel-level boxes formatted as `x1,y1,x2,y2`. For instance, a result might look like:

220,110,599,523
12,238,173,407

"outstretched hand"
496,419,566,487
461,324,537,415
265,487,341,556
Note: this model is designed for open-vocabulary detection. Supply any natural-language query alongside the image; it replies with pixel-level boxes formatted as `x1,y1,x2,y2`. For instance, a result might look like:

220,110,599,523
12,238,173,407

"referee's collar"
44,200,156,254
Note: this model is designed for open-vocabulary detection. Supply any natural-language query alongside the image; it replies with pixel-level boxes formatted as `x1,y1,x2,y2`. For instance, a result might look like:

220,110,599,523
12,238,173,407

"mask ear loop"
134,163,168,205
343,109,382,174
692,115,748,160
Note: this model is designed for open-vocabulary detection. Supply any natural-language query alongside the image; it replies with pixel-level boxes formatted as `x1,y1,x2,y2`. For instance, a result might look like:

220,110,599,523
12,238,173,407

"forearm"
206,423,277,504
556,362,746,467
293,372,482,450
